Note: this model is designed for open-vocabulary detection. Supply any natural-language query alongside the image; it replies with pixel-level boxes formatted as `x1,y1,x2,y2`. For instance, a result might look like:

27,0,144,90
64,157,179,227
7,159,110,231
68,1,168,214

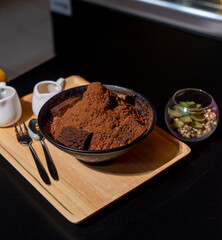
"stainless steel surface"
83,0,222,39
13,121,51,185
28,118,59,181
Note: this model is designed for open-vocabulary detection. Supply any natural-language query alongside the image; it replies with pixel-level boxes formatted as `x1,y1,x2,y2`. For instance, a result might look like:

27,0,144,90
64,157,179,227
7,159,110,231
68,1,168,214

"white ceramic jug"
0,82,22,127
32,78,66,116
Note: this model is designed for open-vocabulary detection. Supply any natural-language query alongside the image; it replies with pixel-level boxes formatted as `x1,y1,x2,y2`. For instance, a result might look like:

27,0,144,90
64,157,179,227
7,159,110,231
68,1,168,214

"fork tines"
13,121,29,145
13,122,19,136
13,121,51,185
14,121,25,135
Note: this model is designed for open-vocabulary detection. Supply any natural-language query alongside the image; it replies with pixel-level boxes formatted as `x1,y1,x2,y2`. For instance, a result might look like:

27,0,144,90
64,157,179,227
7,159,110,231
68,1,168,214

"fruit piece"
191,114,205,122
179,101,189,108
180,116,192,123
186,101,196,107
191,121,203,129
195,104,202,108
0,69,7,82
173,120,184,128
189,110,203,115
173,104,184,113
168,109,183,117
179,101,202,109
179,101,196,108
189,104,202,111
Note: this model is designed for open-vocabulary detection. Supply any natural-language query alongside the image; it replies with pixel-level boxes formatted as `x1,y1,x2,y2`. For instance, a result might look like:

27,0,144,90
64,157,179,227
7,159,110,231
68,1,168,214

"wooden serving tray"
0,75,191,223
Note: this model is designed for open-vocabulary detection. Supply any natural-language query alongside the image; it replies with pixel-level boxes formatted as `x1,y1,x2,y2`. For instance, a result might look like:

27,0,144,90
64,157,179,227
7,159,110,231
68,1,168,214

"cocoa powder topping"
50,82,147,150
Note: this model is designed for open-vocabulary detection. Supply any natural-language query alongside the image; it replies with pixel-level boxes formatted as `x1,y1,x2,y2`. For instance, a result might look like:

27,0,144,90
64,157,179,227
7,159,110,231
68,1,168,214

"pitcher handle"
56,77,66,90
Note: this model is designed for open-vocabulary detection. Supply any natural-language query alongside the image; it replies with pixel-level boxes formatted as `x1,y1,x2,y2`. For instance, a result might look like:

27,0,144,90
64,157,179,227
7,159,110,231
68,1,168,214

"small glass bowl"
165,88,219,142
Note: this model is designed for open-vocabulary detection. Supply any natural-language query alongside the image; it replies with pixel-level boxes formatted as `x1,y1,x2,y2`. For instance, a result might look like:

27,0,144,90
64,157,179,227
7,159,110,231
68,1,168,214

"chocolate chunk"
57,127,93,150
113,90,136,105
51,97,79,117
114,122,146,146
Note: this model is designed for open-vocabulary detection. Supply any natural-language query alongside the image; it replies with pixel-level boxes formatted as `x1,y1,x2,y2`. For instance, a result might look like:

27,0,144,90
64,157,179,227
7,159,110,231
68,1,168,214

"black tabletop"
1,53,222,240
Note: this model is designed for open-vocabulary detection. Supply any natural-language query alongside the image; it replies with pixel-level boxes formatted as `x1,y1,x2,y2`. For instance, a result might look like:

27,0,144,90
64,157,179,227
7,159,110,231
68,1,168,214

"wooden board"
0,75,191,223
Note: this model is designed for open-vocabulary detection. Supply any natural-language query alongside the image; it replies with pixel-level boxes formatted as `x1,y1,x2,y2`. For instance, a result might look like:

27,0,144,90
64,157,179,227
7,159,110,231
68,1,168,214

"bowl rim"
38,84,157,154
172,88,214,111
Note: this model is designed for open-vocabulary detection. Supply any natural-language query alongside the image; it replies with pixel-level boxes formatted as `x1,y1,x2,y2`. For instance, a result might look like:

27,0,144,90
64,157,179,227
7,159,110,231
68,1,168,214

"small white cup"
0,82,22,127
32,78,66,116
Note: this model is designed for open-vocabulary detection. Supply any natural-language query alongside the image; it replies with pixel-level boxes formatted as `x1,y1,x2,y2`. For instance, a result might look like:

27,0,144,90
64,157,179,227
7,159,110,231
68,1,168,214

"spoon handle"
41,140,59,181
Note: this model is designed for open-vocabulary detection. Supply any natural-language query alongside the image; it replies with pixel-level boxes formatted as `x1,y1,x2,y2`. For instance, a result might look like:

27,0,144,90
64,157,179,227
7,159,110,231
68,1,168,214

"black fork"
13,121,51,185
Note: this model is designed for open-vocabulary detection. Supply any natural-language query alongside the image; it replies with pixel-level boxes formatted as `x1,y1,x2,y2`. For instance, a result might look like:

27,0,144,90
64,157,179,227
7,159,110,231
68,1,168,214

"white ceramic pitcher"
0,82,22,127
32,78,66,116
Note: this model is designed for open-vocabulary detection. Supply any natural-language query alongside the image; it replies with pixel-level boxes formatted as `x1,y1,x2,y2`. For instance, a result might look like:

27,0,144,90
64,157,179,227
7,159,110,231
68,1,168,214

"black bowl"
38,84,157,165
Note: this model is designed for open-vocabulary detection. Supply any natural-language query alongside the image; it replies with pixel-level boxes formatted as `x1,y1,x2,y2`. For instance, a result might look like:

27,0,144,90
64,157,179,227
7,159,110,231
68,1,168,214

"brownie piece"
57,127,93,150
114,122,146,146
113,90,136,105
51,97,79,117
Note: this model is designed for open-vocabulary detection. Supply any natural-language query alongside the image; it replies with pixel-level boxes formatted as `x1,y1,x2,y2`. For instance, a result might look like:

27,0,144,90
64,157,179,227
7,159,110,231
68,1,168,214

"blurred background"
1,0,222,83
0,0,54,81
